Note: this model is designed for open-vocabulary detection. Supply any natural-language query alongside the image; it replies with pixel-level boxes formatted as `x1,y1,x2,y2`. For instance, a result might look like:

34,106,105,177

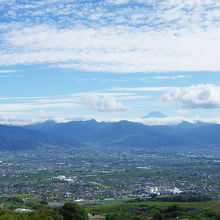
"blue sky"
0,0,220,125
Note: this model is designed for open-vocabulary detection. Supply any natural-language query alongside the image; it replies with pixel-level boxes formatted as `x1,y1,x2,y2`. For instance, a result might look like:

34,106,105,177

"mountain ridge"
0,124,80,150
1,119,219,151
23,119,220,148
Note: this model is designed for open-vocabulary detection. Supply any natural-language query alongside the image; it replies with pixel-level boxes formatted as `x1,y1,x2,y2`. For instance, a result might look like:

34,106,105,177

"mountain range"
25,119,220,148
0,119,220,150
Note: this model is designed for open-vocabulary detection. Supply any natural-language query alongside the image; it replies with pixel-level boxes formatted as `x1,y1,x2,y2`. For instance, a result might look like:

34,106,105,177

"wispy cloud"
0,92,132,112
0,95,60,100
153,75,187,80
109,87,175,92
0,75,10,78
0,70,16,73
0,102,78,111
176,109,189,115
0,94,79,112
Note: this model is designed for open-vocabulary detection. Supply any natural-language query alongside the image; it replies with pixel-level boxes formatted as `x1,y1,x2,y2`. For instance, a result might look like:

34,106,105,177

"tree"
60,202,88,220
28,206,63,220
106,212,127,220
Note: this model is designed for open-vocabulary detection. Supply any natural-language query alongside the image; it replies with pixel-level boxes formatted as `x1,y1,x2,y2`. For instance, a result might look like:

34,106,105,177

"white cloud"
164,84,220,108
0,0,220,73
1,25,220,73
79,93,129,112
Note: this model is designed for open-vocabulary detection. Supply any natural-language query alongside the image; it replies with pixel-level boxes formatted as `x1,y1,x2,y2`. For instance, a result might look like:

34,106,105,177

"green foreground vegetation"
86,199,220,220
0,198,219,220
0,202,88,220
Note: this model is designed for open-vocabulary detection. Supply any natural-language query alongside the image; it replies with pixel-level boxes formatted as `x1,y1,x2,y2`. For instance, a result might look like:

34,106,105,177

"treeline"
128,193,212,203
0,202,89,220
106,204,220,220
151,194,212,202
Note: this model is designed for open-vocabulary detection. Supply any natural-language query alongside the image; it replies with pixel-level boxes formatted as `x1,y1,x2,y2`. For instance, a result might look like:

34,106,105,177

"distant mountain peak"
42,120,57,125
143,111,166,118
